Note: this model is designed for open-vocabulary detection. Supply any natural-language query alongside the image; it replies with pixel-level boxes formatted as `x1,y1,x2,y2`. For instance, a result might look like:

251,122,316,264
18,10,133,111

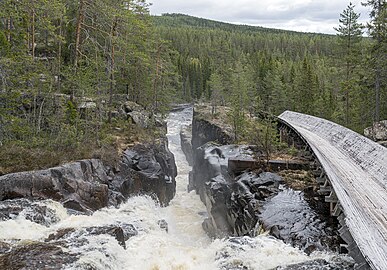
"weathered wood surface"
279,111,387,270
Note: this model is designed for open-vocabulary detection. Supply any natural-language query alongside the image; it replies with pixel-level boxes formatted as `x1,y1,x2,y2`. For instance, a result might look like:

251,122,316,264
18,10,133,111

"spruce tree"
334,2,363,126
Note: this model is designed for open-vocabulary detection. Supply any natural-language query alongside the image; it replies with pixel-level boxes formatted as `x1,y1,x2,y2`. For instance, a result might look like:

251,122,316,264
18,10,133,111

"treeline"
153,9,386,132
0,0,180,173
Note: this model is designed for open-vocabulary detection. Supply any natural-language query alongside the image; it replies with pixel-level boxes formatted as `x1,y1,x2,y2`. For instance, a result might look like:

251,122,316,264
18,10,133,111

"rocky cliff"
0,140,177,214
188,106,338,253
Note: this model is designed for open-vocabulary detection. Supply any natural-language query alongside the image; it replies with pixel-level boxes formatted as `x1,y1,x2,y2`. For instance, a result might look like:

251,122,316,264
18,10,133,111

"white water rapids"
0,107,346,269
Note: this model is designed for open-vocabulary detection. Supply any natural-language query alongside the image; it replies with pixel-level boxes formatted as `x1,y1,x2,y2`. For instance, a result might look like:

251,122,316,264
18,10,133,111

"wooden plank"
279,111,387,270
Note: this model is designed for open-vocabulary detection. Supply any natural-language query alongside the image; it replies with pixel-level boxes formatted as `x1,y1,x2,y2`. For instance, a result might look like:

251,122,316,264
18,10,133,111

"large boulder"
123,101,144,113
0,141,177,212
190,143,281,237
192,110,234,150
0,242,77,270
0,159,109,213
110,140,177,206
0,198,60,226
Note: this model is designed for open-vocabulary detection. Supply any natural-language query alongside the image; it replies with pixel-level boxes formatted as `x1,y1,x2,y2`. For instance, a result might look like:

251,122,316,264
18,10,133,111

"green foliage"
154,12,385,131
0,0,177,173
65,101,77,125
244,118,280,161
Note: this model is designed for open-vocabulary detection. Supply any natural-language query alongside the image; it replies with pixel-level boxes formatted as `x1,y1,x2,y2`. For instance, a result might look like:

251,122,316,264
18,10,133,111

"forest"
153,8,386,133
0,0,386,172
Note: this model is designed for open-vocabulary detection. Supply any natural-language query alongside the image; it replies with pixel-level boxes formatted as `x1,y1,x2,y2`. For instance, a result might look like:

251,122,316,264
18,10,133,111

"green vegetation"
0,0,180,174
153,10,386,132
1,1,386,173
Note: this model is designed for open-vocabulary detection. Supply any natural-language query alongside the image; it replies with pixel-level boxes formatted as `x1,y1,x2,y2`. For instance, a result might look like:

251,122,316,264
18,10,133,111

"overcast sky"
149,0,370,34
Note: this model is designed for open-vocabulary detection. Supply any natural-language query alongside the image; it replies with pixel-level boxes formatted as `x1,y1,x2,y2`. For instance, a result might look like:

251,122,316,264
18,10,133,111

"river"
0,107,349,269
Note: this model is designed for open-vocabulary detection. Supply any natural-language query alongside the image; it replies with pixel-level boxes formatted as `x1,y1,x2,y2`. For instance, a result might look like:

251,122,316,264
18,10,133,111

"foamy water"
0,107,347,270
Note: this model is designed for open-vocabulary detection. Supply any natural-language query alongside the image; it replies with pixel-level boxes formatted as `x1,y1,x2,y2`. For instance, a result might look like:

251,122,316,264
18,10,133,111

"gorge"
0,106,356,269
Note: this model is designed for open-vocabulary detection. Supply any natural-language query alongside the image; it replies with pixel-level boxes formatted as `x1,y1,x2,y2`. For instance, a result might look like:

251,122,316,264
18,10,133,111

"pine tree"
208,70,224,114
334,2,363,126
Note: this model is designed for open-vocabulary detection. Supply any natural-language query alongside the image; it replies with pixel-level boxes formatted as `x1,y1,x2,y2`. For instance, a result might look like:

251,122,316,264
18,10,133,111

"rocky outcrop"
190,143,278,237
180,125,193,166
0,242,77,270
123,101,165,129
364,120,387,147
0,159,110,213
0,221,139,269
0,141,176,213
46,223,138,250
111,141,177,206
0,198,60,226
188,107,339,253
192,110,234,150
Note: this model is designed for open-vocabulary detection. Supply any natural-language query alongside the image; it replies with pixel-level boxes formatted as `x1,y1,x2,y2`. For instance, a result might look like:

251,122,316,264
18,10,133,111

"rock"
364,120,387,141
111,141,177,206
0,242,11,253
180,125,193,166
259,188,339,253
46,223,137,250
157,219,168,232
0,242,77,270
190,143,254,203
275,257,354,269
123,101,144,113
127,111,149,128
191,142,282,237
0,141,177,212
192,110,234,150
0,159,109,213
0,198,60,226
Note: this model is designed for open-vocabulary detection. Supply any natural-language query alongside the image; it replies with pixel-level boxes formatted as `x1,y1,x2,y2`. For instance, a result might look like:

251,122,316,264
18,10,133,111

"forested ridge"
0,1,386,173
153,11,386,132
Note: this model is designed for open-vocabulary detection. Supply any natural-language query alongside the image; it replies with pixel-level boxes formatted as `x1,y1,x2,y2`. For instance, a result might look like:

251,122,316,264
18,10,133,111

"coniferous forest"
0,0,386,172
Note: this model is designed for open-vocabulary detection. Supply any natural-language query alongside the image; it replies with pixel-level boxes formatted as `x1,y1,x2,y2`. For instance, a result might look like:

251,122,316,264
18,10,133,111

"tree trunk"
6,17,11,42
108,17,118,124
31,0,35,59
74,0,86,69
153,44,162,111
57,16,63,92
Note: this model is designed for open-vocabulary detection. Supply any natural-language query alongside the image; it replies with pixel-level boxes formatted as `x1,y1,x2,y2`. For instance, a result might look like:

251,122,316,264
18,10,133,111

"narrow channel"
0,106,345,269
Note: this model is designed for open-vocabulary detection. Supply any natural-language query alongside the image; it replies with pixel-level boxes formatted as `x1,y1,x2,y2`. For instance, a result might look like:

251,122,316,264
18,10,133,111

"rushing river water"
0,107,350,269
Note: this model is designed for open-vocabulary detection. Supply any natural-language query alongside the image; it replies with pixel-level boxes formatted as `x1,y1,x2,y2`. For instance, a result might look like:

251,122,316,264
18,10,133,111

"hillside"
152,13,385,133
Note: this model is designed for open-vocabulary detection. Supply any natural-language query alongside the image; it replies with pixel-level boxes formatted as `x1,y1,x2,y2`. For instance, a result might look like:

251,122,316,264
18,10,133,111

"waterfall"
0,107,349,270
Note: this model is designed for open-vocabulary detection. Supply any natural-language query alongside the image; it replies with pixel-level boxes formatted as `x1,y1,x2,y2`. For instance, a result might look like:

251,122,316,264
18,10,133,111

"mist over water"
0,106,347,269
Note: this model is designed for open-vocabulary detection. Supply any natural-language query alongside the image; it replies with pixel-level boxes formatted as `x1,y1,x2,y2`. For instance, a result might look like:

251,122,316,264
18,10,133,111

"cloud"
149,0,370,34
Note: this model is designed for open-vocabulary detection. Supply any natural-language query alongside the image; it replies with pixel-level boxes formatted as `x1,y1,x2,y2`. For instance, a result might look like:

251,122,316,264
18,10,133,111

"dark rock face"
275,257,354,269
46,223,138,250
111,141,177,206
0,142,177,212
260,188,339,253
180,125,193,166
0,198,60,226
0,159,109,213
0,242,77,270
190,143,281,237
192,112,234,151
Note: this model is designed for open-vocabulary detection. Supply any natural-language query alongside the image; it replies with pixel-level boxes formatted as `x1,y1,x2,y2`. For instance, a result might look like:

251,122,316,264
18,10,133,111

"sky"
149,0,371,34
